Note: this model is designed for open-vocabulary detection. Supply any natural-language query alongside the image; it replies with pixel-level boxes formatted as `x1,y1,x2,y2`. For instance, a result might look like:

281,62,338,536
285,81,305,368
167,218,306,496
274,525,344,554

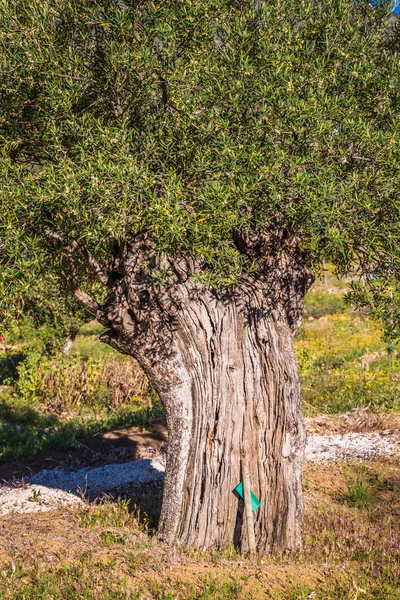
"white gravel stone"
305,432,400,464
0,484,82,515
29,457,165,496
0,458,165,516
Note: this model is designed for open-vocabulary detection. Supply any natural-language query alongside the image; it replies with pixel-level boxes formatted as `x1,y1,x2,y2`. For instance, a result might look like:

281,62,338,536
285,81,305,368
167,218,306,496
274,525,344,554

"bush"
14,353,151,412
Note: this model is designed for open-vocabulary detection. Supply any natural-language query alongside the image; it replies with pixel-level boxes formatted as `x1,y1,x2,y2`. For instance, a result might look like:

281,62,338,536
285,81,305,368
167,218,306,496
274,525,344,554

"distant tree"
1,0,400,552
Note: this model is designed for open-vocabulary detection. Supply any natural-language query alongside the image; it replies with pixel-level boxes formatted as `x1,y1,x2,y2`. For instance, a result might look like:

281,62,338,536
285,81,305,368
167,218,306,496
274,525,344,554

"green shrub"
0,350,25,384
304,290,346,318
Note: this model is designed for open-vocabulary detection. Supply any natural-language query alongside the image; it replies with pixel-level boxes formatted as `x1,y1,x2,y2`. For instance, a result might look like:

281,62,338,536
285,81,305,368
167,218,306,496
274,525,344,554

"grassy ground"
297,311,399,414
0,459,398,599
0,398,163,464
298,271,399,414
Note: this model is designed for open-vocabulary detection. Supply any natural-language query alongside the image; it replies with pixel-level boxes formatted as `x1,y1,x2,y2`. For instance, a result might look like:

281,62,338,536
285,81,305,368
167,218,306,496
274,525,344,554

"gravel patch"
305,432,400,464
0,485,82,515
0,458,165,517
0,434,398,515
29,457,165,496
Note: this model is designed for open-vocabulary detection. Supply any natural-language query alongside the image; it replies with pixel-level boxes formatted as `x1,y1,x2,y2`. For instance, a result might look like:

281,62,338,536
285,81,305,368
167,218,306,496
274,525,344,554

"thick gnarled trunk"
99,233,313,552
157,298,305,552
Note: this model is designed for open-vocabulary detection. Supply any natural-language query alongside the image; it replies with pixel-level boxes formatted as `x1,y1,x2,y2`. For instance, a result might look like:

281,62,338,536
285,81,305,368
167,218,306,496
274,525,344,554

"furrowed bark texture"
99,232,313,552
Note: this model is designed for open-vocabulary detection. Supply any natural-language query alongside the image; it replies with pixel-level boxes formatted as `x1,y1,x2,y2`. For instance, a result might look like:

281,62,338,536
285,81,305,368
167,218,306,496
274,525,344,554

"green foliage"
0,350,25,384
13,352,148,409
295,312,400,414
1,0,400,327
100,530,125,547
2,316,82,362
0,319,159,462
0,278,89,347
347,277,400,342
1,319,152,403
304,289,346,318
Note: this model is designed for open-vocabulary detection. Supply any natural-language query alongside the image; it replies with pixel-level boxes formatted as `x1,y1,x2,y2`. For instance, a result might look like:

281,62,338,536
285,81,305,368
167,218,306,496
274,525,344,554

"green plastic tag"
234,482,261,512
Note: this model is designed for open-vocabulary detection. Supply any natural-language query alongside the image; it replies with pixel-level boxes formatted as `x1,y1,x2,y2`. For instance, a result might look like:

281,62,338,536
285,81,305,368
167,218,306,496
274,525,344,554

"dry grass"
37,356,150,413
305,408,400,434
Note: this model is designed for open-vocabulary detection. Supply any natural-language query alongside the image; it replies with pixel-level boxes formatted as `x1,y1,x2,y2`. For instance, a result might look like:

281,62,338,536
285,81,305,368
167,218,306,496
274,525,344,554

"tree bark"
99,232,313,552
62,328,78,355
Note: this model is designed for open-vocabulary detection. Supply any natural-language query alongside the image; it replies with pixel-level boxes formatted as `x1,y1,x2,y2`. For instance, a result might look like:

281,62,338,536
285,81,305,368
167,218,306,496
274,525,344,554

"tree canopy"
1,0,400,333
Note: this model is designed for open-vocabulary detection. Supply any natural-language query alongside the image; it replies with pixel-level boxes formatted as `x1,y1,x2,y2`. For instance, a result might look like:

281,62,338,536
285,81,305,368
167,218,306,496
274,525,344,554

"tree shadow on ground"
0,399,62,465
0,352,26,383
0,396,167,533
119,479,164,531
0,399,165,475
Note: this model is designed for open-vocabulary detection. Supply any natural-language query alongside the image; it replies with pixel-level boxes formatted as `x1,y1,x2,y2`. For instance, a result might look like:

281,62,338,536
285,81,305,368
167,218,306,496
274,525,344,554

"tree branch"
44,229,103,311
79,244,109,286
65,244,100,311
45,229,110,286
70,277,100,311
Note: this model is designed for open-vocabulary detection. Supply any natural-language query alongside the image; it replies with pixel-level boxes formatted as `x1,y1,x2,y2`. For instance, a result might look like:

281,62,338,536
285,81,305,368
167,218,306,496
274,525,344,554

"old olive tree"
1,0,400,551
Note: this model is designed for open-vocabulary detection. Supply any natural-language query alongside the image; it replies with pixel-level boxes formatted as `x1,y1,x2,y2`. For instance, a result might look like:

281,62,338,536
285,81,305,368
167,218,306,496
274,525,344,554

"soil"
1,458,399,597
0,507,324,595
0,415,398,598
305,410,400,435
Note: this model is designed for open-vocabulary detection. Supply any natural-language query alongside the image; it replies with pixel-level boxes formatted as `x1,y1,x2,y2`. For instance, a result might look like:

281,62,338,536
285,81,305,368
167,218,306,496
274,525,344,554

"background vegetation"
300,276,400,414
0,320,159,463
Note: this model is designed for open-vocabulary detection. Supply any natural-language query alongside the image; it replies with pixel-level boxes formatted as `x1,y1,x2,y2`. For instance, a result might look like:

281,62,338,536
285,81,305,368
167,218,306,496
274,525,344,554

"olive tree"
1,0,400,552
